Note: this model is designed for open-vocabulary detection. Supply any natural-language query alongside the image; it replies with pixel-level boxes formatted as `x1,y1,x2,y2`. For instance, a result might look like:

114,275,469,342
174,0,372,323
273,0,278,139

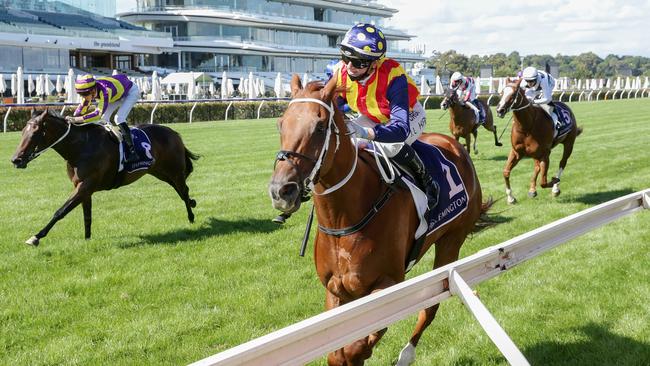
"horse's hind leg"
471,129,478,154
397,234,464,366
82,197,92,239
150,171,196,223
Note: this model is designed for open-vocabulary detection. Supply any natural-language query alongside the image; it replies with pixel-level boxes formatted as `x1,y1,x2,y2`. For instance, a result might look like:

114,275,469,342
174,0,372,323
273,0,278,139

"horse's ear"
290,74,302,97
30,108,38,118
41,108,49,116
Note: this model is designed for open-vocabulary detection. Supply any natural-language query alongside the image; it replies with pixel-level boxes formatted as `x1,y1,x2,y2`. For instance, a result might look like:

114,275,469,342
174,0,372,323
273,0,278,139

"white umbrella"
435,75,444,95
635,76,641,89
55,75,63,93
252,77,260,98
27,74,35,95
226,78,234,97
166,82,173,94
151,71,161,100
488,77,494,94
0,74,5,94
258,78,265,97
474,77,481,95
419,75,430,95
45,75,54,96
11,73,17,97
35,75,43,96
112,69,118,76
187,72,195,100
643,77,649,89
274,72,283,98
17,67,24,104
248,72,255,99
237,77,245,96
66,68,76,103
209,82,215,98
220,71,227,99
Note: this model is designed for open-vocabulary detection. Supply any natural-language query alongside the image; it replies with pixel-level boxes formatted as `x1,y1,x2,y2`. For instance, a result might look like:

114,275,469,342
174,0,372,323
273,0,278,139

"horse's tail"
184,148,200,178
473,196,496,231
576,126,584,137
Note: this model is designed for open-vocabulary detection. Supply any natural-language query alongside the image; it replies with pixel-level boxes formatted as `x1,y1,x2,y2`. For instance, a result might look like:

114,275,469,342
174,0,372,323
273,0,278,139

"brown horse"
440,87,502,154
495,78,582,204
269,75,488,366
11,110,198,246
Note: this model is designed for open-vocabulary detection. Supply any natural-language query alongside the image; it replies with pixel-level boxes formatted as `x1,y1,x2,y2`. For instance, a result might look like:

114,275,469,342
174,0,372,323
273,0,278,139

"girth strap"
317,187,394,237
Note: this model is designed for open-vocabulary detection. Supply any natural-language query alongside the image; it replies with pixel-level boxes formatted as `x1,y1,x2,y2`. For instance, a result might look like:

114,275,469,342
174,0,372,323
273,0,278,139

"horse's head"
268,75,344,214
440,87,458,110
496,78,526,118
11,109,66,168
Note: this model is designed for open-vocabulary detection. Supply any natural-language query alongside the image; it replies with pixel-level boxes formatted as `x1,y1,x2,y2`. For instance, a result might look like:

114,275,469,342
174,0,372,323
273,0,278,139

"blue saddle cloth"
553,102,574,138
410,140,469,235
121,128,154,173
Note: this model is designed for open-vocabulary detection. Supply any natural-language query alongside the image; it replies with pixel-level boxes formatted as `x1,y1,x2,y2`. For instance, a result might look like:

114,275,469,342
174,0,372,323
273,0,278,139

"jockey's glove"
65,116,83,123
346,121,371,140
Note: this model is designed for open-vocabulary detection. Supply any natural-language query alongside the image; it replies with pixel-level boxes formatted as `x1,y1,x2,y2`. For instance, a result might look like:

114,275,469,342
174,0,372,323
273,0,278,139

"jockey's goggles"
341,55,372,69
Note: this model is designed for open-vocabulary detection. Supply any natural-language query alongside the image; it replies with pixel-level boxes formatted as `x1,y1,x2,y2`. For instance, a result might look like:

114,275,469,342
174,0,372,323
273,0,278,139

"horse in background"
495,78,582,204
269,75,489,365
11,110,198,246
441,87,502,154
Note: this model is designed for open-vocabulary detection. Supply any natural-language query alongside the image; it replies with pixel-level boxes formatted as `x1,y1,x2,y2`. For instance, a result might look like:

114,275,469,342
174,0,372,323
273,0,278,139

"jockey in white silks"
449,71,482,124
521,66,559,129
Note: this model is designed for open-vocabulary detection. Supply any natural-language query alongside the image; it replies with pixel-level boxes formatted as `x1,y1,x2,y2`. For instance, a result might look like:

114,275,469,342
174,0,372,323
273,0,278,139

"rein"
509,87,532,112
30,119,72,159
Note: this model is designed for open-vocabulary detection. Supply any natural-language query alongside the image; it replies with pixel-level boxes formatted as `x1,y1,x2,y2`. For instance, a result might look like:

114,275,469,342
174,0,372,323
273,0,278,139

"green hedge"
2,91,646,132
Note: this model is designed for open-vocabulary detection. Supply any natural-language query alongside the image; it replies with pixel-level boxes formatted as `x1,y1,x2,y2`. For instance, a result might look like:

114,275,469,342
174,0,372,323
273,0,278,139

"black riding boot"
118,123,138,163
392,144,439,211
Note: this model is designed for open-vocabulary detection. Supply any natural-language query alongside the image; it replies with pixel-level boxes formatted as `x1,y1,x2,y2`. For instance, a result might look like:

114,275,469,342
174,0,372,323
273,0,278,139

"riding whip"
498,115,513,141
300,204,315,257
438,110,448,120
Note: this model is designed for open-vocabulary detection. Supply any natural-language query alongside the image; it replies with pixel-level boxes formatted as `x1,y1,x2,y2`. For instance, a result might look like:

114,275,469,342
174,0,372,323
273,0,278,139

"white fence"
190,188,650,366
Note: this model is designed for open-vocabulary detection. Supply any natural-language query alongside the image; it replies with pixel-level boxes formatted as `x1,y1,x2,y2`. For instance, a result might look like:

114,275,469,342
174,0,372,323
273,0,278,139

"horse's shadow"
122,217,280,247
484,154,509,161
524,322,650,365
570,189,636,205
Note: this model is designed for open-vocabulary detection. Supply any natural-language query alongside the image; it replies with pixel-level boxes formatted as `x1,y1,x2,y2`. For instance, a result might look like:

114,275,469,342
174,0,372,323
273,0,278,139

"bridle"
274,97,358,197
503,85,531,113
23,117,71,162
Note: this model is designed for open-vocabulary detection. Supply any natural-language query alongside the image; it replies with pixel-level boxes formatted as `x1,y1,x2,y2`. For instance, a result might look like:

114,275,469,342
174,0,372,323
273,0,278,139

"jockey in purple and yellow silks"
66,74,141,163
334,23,438,210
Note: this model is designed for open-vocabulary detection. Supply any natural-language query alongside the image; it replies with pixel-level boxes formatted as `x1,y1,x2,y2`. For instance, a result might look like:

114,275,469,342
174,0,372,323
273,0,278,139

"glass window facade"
0,46,69,72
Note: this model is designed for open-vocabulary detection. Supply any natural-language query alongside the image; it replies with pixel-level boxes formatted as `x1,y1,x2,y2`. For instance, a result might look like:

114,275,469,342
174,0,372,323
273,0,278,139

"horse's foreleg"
539,155,558,189
82,197,92,239
503,150,521,204
472,129,478,154
490,124,503,146
397,234,464,366
26,185,89,246
529,160,541,198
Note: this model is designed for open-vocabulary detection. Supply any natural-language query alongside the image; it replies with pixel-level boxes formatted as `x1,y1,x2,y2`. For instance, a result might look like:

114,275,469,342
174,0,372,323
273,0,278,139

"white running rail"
190,189,650,366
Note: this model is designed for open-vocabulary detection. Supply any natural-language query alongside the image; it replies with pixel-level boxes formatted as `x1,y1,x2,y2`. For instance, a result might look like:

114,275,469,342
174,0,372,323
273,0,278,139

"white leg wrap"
396,342,416,366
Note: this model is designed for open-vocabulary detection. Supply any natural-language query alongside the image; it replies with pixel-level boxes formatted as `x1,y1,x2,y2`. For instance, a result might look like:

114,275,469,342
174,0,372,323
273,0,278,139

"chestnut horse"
495,78,582,204
440,87,502,154
11,110,198,246
269,76,487,366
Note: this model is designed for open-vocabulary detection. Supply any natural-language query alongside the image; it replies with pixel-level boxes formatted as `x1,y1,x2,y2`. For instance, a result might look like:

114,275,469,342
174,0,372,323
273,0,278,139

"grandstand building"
117,0,425,76
0,1,172,75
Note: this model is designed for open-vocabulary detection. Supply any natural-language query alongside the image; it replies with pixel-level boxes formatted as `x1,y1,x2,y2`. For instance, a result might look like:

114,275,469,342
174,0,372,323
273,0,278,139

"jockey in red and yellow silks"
336,23,438,211
68,74,141,163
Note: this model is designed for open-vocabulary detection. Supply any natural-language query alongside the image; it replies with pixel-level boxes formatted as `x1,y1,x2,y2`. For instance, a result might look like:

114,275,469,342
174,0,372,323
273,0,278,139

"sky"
115,0,649,58
381,0,650,58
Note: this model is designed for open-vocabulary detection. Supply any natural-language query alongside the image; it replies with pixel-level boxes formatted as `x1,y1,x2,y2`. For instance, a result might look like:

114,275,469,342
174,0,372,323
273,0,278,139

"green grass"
1,99,649,365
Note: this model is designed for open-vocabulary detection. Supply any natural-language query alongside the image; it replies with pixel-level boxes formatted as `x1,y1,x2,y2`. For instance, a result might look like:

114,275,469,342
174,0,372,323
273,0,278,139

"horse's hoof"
396,342,416,366
25,236,40,246
496,142,503,147
272,215,287,225
552,188,561,197
507,197,517,205
189,199,197,208
528,191,537,198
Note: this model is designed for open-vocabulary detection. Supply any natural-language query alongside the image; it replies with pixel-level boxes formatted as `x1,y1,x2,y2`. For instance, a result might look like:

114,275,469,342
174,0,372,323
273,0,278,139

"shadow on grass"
124,217,281,247
524,322,650,365
484,154,509,161
571,188,636,205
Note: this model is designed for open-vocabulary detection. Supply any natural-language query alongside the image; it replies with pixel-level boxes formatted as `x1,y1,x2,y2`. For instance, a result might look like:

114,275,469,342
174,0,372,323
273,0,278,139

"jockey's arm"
370,75,410,143
73,99,91,117
78,89,109,122
533,81,553,105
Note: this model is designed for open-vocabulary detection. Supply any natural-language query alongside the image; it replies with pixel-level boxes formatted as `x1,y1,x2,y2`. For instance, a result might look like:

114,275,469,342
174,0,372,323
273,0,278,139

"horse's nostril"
279,183,298,200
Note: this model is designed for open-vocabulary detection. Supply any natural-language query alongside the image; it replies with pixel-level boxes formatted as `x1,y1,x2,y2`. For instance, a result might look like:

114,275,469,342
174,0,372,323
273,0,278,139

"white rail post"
449,269,530,366
189,101,198,123
559,91,565,101
60,105,66,115
3,106,12,133
487,94,496,106
423,96,430,109
224,101,233,121
568,91,575,102
150,103,159,124
256,100,265,119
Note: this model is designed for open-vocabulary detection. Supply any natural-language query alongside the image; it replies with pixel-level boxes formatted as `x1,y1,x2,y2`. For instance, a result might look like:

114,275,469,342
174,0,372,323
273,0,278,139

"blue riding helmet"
339,23,386,61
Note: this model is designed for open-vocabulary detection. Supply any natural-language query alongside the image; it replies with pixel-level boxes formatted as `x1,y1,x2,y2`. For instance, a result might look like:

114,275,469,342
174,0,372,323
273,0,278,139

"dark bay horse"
495,78,582,204
269,75,488,366
11,110,198,246
441,88,502,154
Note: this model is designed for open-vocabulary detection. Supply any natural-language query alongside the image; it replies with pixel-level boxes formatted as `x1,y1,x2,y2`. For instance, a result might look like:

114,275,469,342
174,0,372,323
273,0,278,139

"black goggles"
341,55,372,69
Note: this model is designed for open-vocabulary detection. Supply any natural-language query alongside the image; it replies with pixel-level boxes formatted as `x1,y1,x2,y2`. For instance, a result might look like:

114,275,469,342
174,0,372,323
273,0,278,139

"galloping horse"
441,87,502,154
495,78,582,204
11,110,198,246
269,75,488,366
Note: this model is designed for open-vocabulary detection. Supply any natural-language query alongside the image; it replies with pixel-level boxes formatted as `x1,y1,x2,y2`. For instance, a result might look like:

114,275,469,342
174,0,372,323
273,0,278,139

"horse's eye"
315,123,326,134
